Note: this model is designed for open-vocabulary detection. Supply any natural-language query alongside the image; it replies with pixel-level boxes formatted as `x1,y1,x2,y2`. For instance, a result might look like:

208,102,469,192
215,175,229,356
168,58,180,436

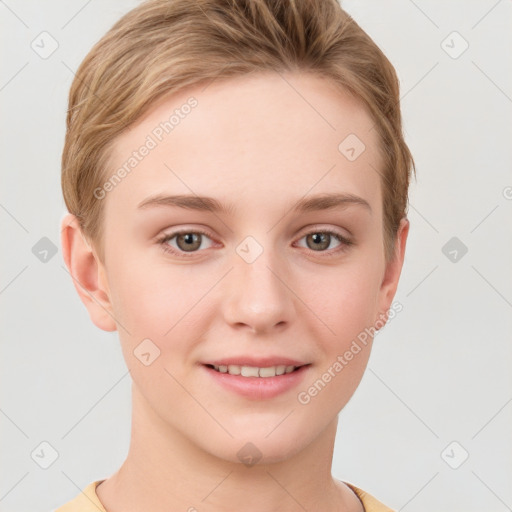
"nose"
221,244,295,334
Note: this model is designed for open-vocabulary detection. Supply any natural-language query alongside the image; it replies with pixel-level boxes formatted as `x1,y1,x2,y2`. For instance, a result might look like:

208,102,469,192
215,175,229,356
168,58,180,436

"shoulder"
343,481,396,512
53,480,107,512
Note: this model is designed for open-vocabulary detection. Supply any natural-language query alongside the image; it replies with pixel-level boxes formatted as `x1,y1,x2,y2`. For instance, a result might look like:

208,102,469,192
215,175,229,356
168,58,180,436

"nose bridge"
222,234,293,332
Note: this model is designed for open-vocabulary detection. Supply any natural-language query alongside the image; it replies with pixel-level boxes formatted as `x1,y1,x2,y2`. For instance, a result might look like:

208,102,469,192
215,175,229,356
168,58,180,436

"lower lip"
202,364,310,400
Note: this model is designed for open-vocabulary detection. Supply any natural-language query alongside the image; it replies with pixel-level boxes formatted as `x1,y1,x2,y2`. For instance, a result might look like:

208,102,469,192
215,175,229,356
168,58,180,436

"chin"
197,424,317,467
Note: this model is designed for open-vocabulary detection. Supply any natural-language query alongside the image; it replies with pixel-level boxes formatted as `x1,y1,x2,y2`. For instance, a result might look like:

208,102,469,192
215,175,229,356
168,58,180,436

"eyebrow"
137,192,372,215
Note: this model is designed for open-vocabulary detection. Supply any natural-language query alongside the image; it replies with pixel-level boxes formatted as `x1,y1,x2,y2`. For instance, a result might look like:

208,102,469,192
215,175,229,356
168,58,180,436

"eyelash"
156,228,353,259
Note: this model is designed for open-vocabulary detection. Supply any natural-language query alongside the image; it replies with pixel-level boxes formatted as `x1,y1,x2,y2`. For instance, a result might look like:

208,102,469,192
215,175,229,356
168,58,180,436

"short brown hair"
61,0,415,262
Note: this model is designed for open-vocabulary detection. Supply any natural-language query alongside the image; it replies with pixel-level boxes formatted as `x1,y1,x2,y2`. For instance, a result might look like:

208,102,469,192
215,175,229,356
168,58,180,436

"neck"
96,384,363,512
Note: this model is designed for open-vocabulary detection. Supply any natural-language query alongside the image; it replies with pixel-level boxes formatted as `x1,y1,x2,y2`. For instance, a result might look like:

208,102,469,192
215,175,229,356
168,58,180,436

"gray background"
1,1,511,511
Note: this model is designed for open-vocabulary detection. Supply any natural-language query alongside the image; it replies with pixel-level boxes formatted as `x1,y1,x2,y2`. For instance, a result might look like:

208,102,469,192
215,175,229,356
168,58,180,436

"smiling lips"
201,357,311,399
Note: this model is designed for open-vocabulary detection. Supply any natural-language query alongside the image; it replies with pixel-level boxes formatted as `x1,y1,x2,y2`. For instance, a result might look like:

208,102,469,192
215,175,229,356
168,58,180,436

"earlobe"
60,213,117,332
375,217,409,329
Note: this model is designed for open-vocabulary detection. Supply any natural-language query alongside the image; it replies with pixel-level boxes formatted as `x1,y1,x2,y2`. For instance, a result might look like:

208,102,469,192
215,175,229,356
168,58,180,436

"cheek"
106,256,218,379
107,261,201,404
296,273,378,414
107,254,196,333
308,263,381,342
313,263,383,402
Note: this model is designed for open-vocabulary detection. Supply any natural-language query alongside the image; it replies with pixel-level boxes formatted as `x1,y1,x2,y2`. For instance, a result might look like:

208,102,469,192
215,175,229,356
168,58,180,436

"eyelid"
296,224,351,240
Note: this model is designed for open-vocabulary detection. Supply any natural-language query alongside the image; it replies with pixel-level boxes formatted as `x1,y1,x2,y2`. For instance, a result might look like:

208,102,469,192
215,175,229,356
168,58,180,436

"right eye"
157,229,217,256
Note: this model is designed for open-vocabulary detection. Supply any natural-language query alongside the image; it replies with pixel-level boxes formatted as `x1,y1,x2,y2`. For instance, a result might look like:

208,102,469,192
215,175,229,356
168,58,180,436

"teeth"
258,366,276,378
211,364,299,377
241,366,259,377
276,365,286,375
227,364,241,375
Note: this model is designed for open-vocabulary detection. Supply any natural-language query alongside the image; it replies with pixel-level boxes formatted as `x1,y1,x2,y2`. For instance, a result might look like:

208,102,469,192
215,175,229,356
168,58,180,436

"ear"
60,213,117,332
375,217,409,328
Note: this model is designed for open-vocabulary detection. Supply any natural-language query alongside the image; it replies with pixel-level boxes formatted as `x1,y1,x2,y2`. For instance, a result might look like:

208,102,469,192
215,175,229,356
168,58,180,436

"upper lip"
203,357,309,367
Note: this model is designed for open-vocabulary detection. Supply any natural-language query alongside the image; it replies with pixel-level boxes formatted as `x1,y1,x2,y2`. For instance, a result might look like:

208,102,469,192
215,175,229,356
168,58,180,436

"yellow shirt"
54,479,395,511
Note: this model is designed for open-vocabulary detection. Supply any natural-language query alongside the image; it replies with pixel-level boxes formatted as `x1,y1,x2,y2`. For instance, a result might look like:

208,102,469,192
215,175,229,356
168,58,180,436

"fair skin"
61,71,408,512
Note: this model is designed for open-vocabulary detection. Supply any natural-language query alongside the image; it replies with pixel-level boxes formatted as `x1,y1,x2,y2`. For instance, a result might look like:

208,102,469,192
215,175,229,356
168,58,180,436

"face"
88,71,407,463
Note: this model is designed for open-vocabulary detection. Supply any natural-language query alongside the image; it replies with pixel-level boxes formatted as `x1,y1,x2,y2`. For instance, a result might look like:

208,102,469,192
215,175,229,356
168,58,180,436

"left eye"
296,231,348,252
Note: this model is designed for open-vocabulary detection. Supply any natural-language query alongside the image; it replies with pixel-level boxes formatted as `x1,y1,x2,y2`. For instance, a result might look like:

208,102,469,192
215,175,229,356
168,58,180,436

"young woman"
57,1,414,510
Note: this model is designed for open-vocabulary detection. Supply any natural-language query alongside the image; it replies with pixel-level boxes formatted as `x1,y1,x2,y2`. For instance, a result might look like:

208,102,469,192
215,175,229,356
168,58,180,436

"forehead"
103,71,382,219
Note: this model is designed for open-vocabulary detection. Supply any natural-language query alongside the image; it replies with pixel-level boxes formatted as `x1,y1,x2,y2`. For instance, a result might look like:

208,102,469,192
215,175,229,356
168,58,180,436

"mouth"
204,363,306,378
201,360,311,400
